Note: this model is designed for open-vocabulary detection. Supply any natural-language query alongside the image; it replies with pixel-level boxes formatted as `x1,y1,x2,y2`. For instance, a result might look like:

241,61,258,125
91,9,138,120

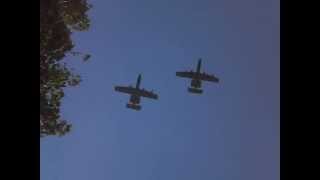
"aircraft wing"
114,86,137,95
137,89,158,99
198,73,219,82
115,86,158,99
176,71,196,79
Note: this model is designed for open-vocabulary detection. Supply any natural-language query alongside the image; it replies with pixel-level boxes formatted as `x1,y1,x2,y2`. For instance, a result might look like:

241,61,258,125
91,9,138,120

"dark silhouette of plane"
114,74,158,110
176,58,219,94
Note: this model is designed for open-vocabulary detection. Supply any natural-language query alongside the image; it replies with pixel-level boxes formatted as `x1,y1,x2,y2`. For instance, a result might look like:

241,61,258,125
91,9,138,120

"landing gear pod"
188,87,203,94
126,103,142,111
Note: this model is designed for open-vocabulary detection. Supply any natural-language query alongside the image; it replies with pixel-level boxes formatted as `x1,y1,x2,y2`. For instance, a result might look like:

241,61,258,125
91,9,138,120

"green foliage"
40,0,91,138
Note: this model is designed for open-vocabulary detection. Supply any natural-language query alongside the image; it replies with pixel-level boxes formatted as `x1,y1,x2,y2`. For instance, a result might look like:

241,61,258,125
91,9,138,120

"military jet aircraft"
114,74,158,110
176,58,219,94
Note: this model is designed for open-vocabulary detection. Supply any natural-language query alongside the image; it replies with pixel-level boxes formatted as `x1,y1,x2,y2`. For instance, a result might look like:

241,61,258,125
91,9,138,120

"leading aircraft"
176,58,219,94
114,74,158,111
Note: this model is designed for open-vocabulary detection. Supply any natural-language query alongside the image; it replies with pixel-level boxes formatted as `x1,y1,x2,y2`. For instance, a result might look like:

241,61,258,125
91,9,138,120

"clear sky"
40,0,279,180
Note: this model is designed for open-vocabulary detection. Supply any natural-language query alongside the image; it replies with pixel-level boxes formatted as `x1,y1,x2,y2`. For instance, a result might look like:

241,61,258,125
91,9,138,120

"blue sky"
41,0,279,180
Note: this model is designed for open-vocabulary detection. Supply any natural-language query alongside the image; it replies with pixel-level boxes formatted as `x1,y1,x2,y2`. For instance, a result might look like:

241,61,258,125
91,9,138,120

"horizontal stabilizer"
126,103,142,111
188,87,203,94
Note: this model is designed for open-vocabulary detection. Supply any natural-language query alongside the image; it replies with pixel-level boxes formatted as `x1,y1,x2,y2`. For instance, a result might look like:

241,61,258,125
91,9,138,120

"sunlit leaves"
40,0,91,138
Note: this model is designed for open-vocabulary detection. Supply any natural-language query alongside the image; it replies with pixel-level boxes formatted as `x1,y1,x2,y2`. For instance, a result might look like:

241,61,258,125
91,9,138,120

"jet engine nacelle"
191,79,201,88
129,95,140,104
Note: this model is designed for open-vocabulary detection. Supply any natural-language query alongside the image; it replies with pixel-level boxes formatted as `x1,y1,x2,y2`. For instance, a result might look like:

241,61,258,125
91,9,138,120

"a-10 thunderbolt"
114,74,158,111
176,58,219,94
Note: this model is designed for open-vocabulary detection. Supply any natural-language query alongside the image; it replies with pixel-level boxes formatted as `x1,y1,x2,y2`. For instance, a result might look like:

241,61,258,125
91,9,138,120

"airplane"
114,74,158,111
176,58,219,94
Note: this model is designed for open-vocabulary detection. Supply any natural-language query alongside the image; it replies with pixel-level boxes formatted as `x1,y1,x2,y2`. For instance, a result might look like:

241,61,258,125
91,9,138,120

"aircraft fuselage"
188,59,203,93
127,75,143,110
129,94,140,104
